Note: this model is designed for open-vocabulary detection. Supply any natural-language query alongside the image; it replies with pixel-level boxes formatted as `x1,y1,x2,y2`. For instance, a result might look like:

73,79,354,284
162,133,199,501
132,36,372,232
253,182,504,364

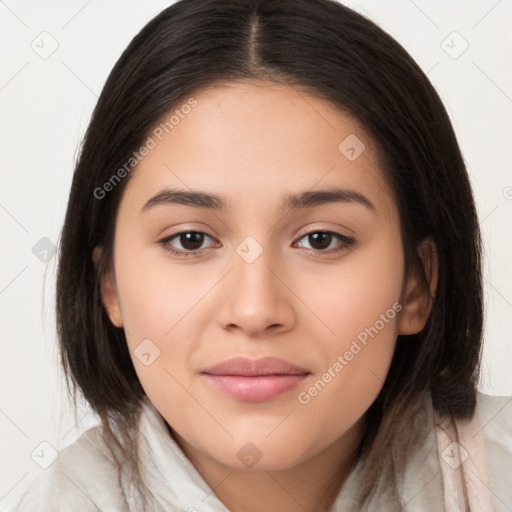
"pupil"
181,232,203,250
309,232,331,250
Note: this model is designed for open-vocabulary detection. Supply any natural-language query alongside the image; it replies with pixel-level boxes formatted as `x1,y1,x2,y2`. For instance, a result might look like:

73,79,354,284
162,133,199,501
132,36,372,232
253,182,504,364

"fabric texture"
11,391,512,512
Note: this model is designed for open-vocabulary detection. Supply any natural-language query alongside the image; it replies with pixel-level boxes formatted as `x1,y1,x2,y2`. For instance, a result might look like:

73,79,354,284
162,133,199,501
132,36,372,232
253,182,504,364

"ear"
397,237,438,335
92,246,123,328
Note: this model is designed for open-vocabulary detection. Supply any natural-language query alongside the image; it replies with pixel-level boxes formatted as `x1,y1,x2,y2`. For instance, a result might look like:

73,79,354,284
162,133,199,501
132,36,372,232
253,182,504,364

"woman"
13,0,512,510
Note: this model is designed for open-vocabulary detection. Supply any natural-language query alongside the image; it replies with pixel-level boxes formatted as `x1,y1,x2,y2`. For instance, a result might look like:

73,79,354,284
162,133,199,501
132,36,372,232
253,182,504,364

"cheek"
304,232,404,344
293,235,403,417
113,231,212,341
111,237,210,401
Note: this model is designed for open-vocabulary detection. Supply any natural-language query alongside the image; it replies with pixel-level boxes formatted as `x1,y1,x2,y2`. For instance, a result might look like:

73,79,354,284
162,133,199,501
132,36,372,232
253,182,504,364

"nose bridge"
217,234,294,335
233,235,280,306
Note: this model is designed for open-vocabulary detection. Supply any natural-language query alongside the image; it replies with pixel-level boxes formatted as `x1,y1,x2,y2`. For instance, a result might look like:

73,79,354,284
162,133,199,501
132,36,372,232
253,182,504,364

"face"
98,80,432,472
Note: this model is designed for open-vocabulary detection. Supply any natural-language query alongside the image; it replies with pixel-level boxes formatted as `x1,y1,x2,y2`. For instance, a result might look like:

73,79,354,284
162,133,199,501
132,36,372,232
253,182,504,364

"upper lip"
202,357,310,376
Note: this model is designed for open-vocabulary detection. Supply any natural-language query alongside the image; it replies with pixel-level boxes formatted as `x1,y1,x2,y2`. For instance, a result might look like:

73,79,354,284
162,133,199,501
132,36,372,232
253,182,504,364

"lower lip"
204,374,309,401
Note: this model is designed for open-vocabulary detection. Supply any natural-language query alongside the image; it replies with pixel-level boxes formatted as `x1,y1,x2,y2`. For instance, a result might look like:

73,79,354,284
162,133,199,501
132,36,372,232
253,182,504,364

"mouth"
201,356,311,402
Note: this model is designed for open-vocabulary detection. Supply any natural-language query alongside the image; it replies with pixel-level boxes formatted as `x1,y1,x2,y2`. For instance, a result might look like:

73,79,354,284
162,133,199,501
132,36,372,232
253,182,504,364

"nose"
216,245,296,338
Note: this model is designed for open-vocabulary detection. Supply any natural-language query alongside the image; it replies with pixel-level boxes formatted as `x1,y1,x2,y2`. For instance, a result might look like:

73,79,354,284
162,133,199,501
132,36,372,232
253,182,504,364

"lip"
202,357,310,402
202,356,310,376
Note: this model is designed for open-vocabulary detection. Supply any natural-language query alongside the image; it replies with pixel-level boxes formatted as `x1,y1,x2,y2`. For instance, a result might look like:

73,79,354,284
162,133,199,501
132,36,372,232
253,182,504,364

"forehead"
120,80,395,217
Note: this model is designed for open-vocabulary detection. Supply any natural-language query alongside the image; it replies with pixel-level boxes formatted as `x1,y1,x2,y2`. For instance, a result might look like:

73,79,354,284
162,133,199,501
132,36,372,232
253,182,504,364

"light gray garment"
11,391,512,511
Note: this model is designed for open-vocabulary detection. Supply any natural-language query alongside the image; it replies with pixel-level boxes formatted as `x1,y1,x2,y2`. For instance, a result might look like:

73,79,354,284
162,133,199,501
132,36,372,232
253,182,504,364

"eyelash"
157,229,355,258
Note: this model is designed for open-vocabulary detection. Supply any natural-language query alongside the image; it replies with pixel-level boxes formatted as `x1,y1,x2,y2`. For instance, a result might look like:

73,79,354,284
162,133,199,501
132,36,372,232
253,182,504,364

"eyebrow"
140,187,377,215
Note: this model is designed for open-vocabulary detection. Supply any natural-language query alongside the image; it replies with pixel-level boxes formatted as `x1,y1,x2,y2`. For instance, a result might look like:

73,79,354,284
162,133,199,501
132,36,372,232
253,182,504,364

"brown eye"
294,231,355,253
158,231,218,256
175,232,206,251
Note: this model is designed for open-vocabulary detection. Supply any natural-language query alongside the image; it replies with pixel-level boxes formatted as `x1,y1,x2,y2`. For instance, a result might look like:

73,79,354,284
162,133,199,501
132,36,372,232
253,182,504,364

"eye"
293,231,355,254
158,231,219,257
157,229,355,258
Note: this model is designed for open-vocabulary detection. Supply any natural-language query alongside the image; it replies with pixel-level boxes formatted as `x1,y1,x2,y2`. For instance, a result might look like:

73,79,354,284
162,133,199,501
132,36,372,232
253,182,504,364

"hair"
56,0,484,506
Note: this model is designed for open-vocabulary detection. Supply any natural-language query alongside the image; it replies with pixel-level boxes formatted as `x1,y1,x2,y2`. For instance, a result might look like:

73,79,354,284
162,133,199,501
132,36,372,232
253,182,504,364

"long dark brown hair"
56,0,484,504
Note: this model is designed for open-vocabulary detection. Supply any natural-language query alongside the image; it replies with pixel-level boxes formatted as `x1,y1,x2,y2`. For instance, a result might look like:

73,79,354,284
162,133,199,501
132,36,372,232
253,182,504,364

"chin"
203,437,313,473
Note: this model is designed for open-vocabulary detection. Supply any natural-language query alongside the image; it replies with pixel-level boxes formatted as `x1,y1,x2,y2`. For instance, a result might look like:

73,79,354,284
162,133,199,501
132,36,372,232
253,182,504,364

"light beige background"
1,0,511,510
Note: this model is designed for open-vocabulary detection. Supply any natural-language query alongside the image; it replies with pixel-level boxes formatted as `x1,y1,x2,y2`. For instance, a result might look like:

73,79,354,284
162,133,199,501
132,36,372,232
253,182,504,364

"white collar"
114,392,497,511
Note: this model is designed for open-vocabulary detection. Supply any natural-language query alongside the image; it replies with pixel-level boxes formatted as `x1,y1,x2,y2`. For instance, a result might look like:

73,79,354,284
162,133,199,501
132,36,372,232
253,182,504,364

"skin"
96,80,437,512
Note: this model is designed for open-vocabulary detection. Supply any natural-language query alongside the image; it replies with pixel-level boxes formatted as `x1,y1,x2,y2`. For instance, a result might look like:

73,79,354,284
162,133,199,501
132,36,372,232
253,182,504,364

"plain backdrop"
1,0,511,509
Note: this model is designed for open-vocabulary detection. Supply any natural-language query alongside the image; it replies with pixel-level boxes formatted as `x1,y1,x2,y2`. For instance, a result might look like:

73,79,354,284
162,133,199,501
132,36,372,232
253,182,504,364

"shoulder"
11,424,128,512
476,390,512,510
476,390,512,453
476,390,512,433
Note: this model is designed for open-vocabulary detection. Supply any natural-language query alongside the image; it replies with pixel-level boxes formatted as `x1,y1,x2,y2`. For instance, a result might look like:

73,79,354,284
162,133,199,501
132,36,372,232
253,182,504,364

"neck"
170,417,365,512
